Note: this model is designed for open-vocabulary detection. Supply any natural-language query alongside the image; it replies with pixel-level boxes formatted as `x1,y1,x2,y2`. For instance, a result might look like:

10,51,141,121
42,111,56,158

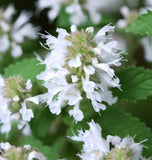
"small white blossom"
117,6,131,28
26,79,33,90
24,144,31,151
0,35,10,53
141,37,152,62
11,43,22,58
0,5,39,58
27,151,47,160
12,95,20,102
37,0,66,21
20,96,39,121
71,75,79,83
68,53,82,68
0,142,11,151
65,0,87,25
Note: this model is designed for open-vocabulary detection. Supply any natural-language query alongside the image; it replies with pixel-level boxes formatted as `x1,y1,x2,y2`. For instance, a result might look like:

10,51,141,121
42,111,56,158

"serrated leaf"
3,58,45,83
21,136,60,160
113,66,152,102
126,10,152,36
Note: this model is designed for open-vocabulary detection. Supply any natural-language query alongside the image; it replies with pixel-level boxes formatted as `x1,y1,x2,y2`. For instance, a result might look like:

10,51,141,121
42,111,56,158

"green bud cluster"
65,29,98,90
103,147,133,160
2,76,31,113
0,146,29,160
66,29,96,63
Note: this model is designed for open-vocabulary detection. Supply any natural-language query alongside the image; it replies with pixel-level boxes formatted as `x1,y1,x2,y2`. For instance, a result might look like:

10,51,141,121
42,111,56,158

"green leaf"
3,58,45,83
51,136,65,153
96,107,152,157
21,136,60,160
113,66,152,102
126,10,152,36
57,6,70,27
30,107,54,138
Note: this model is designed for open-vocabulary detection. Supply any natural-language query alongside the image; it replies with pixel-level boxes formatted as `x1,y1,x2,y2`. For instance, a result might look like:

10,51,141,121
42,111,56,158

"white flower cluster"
0,142,47,160
69,120,146,160
36,0,122,25
0,4,39,58
37,24,122,122
0,75,39,134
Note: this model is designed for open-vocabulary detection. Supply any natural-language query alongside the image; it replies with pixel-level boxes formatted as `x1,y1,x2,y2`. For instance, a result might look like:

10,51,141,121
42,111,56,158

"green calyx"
1,146,28,160
103,147,133,160
65,29,97,87
66,29,96,61
3,76,31,100
2,76,31,112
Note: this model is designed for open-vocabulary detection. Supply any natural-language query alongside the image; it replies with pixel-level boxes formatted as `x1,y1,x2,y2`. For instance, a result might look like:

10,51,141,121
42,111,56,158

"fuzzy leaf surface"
3,58,44,83
113,66,152,102
126,10,152,36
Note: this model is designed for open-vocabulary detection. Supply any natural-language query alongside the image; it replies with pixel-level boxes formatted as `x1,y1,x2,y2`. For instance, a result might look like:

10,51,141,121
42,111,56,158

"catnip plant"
0,0,152,160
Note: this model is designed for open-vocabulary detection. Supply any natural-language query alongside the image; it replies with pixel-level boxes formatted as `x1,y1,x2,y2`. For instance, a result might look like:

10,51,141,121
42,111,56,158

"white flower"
37,0,66,21
65,0,87,25
117,6,131,28
20,103,34,121
70,120,146,160
141,37,152,62
26,79,33,90
107,135,146,160
27,151,47,160
2,4,15,21
18,120,32,136
68,53,82,68
12,12,38,43
71,75,79,83
24,144,31,151
36,0,122,25
0,35,10,53
0,75,38,134
13,95,20,102
69,101,84,122
0,142,11,151
11,43,22,58
20,96,39,121
69,120,109,160
37,24,123,121
84,0,103,24
0,76,12,133
0,5,39,57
